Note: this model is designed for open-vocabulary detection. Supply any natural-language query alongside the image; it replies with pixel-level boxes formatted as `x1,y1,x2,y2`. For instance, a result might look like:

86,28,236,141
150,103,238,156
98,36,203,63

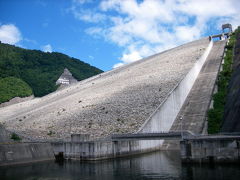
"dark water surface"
0,151,240,180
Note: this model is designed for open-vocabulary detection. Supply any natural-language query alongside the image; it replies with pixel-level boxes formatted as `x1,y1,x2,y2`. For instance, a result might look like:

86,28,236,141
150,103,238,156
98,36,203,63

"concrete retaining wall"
0,126,10,143
0,143,54,166
52,140,162,160
180,137,240,163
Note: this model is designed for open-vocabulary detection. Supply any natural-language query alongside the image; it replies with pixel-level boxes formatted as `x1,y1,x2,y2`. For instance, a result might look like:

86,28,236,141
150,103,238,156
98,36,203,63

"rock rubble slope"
0,38,209,140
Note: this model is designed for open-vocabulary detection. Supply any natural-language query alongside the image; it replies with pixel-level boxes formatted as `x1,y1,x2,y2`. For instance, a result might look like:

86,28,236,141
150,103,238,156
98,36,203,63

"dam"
0,25,237,164
0,38,211,140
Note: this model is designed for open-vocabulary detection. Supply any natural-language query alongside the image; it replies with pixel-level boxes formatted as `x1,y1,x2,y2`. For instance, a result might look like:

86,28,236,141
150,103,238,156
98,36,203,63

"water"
0,151,240,180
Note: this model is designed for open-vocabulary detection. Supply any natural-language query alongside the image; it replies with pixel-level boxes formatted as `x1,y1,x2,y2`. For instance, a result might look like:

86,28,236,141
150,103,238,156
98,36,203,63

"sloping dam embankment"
0,37,226,161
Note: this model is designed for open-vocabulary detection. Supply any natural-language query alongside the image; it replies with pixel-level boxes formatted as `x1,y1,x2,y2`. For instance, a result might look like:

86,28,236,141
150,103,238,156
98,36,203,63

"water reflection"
0,151,239,180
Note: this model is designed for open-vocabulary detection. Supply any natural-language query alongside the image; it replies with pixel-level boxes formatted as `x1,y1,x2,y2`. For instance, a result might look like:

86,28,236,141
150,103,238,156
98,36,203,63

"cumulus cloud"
113,62,124,69
71,8,106,23
73,0,93,4
71,0,240,68
42,44,52,52
0,24,22,45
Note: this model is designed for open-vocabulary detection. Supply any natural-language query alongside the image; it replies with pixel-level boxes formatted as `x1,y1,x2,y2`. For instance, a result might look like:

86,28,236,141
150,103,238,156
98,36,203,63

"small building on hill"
56,68,78,86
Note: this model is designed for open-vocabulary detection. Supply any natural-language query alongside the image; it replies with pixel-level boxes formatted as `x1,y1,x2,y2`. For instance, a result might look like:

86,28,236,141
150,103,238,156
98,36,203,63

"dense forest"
0,42,103,102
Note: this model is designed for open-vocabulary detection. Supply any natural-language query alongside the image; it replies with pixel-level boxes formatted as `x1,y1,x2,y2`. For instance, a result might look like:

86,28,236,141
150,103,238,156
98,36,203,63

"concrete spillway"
162,40,226,149
0,38,214,142
172,40,226,134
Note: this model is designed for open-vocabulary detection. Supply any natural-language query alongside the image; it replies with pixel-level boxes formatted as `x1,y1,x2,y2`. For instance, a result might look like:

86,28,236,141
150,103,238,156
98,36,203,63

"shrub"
10,133,22,141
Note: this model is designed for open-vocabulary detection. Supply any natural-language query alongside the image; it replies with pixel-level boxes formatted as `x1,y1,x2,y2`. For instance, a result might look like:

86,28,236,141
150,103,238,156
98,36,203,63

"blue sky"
0,0,239,71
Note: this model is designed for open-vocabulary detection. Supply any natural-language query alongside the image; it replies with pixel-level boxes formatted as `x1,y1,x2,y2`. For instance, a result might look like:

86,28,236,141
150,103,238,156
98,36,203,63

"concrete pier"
180,135,240,163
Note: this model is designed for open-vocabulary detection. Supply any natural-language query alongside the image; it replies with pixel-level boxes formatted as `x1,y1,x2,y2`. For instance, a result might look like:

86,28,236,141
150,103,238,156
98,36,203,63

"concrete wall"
180,137,240,163
135,40,213,151
52,140,163,160
139,40,213,133
0,143,54,166
0,126,10,142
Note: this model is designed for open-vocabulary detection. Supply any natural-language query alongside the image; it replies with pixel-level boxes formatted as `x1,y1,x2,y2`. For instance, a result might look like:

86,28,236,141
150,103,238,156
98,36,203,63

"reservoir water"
0,151,240,180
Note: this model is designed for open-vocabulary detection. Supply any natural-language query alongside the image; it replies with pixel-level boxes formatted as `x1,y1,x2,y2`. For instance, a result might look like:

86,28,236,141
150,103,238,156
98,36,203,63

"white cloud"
73,0,93,4
71,0,240,68
69,1,106,23
24,38,37,45
177,0,237,18
0,24,22,45
42,44,52,52
121,51,142,64
88,55,94,59
175,25,201,42
72,8,106,23
113,62,124,69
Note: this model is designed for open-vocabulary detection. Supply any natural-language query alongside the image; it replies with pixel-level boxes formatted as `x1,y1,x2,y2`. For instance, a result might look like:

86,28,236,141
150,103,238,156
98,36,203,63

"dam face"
0,36,228,161
0,36,226,147
0,38,210,141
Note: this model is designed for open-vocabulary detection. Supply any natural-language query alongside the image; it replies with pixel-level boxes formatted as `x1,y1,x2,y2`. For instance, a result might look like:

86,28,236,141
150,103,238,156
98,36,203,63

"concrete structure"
51,132,240,162
0,125,54,166
222,23,233,33
111,131,195,141
173,40,226,134
0,143,54,166
56,68,78,85
162,40,226,149
52,135,164,160
0,126,11,143
71,134,90,142
211,33,227,41
180,135,240,163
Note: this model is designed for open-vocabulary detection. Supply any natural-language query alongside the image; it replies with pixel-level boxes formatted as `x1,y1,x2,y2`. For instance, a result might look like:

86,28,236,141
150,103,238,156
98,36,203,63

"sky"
0,0,239,71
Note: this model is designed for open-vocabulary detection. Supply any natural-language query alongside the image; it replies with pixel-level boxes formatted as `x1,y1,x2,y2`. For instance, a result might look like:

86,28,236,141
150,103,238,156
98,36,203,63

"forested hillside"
0,42,103,101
